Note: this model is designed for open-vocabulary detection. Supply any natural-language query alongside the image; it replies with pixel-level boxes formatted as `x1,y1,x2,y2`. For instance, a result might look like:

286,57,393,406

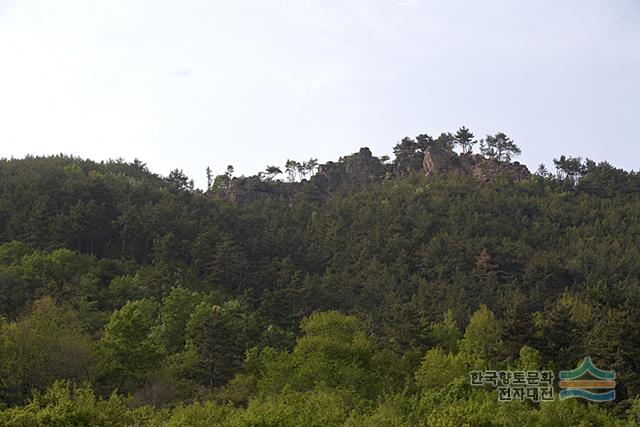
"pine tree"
540,302,582,371
482,132,521,162
501,292,535,359
454,126,476,154
205,166,213,189
264,166,282,181
185,301,248,387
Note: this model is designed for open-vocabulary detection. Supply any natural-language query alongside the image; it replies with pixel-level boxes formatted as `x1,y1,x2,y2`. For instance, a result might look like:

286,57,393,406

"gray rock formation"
223,176,299,205
314,147,388,194
422,145,465,177
220,145,530,205
423,146,530,181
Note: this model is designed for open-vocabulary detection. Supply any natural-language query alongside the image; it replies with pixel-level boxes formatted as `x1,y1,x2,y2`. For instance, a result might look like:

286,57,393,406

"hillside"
1,136,640,425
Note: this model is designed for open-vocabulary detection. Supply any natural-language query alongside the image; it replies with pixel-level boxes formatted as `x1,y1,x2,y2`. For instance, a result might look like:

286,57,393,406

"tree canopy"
1,138,640,425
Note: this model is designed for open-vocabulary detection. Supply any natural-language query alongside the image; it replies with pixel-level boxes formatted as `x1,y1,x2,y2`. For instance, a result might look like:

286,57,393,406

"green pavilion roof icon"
559,357,616,402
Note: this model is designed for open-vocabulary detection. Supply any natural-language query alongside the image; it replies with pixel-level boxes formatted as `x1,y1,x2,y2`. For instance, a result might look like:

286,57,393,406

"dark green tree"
415,133,434,153
500,292,535,359
553,155,585,183
264,166,282,181
206,166,213,190
285,160,300,182
434,132,455,150
588,308,640,399
211,165,234,191
535,163,552,179
393,137,423,174
454,126,476,154
540,302,583,371
185,301,248,387
481,132,521,162
167,169,194,191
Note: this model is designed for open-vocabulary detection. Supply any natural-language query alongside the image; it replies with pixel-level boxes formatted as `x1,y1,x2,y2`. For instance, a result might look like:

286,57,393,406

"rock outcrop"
221,146,530,205
223,176,300,205
422,145,466,177
221,147,389,205
423,146,530,182
314,147,388,194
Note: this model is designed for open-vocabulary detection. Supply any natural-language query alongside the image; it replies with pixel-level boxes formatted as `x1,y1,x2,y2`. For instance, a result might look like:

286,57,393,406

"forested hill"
2,133,640,425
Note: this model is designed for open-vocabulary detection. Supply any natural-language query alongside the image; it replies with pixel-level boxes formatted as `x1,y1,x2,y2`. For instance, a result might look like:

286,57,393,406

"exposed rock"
223,176,298,205
222,147,388,204
221,145,530,205
422,145,465,177
423,147,530,182
468,156,530,182
314,147,388,194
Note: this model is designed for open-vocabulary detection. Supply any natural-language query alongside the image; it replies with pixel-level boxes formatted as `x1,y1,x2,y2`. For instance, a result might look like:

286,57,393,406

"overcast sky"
1,0,638,188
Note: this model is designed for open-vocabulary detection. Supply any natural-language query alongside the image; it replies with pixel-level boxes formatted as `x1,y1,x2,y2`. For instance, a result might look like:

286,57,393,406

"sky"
1,0,639,188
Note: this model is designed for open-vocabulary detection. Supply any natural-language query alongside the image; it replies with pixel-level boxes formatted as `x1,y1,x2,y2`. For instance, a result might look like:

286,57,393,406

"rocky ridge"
220,146,530,205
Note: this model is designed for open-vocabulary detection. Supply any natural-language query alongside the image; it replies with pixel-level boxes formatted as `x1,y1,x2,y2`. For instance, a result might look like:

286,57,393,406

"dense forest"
1,130,640,425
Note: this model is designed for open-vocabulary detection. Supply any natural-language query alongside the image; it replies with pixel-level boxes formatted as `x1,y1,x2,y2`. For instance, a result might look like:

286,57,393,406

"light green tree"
460,305,503,368
97,299,163,392
154,287,201,354
415,347,467,389
0,297,93,404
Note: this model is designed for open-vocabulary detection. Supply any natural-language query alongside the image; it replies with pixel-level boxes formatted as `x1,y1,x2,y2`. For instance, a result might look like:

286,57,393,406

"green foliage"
540,301,583,372
454,126,476,154
264,165,282,181
480,132,521,162
553,155,585,183
516,346,541,370
460,305,503,368
0,241,34,265
415,348,467,389
0,380,136,427
1,151,640,424
429,310,462,353
249,311,402,401
97,275,144,311
161,401,238,427
17,248,95,304
232,387,357,427
97,299,163,393
344,392,418,427
0,297,93,405
500,291,535,359
393,137,424,174
184,301,249,387
154,287,201,354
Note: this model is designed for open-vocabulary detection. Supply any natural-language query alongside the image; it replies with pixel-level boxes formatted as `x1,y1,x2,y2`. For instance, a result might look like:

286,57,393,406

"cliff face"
221,146,530,204
222,147,389,205
314,147,388,194
423,146,531,182
224,177,300,205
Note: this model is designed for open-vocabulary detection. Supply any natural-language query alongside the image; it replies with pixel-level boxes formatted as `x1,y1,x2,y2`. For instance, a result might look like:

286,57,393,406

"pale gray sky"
1,0,639,188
